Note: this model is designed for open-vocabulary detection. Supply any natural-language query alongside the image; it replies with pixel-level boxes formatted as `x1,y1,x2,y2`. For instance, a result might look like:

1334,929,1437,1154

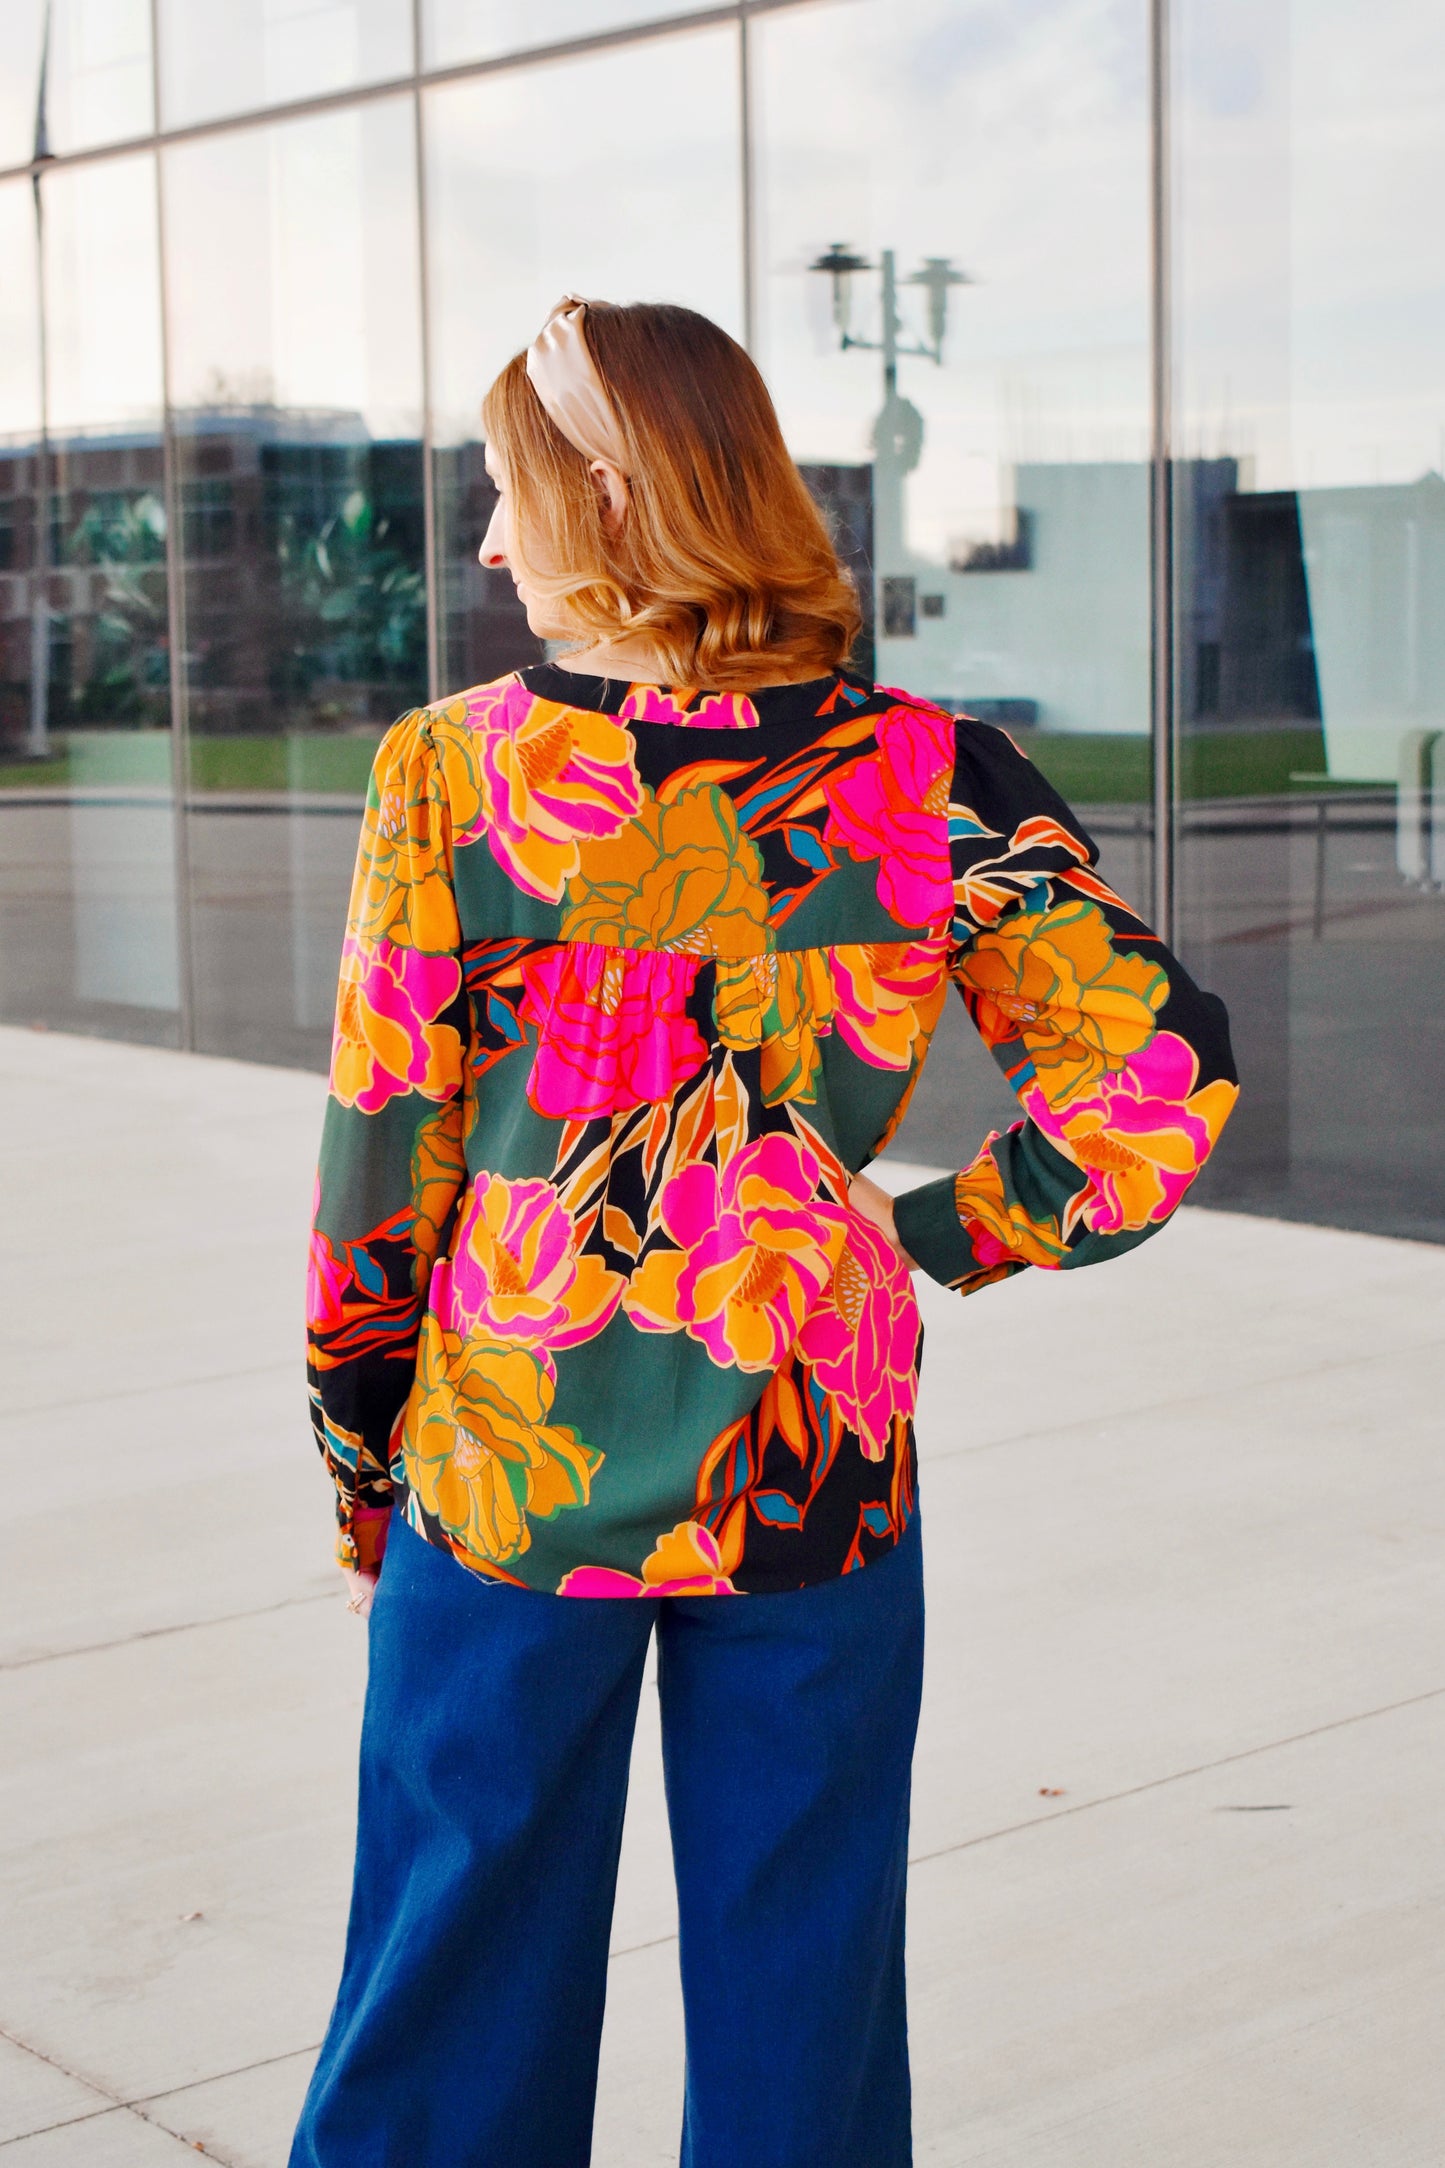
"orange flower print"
429,1172,623,1356
330,935,462,1113
403,1316,601,1568
555,1520,739,1596
953,1139,1070,1270
410,1101,467,1293
956,897,1168,1108
831,939,949,1071
624,1132,847,1372
450,679,643,903
712,948,836,1104
349,713,474,952
563,783,771,957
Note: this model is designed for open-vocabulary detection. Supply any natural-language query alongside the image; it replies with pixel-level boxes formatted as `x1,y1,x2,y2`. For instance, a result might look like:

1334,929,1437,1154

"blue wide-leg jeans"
289,1506,924,2168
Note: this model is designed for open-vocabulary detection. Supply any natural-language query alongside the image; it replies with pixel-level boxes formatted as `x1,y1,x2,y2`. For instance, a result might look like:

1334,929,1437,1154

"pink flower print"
306,1222,351,1335
823,702,955,930
1022,1030,1237,1235
330,936,462,1113
430,1172,623,1355
618,685,762,730
625,1131,847,1373
963,1219,1016,1271
453,678,644,901
556,1520,738,1597
520,943,708,1119
797,1214,920,1459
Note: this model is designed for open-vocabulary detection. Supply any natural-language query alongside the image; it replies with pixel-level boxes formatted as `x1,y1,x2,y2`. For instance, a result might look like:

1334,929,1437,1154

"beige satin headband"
525,295,628,471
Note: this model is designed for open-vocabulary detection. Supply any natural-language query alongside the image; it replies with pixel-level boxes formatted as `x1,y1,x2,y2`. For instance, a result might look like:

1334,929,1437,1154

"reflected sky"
425,25,744,445
0,0,152,165
424,0,718,72
0,180,39,436
41,153,162,433
156,0,409,132
755,0,1150,562
1179,0,1445,490
163,99,422,437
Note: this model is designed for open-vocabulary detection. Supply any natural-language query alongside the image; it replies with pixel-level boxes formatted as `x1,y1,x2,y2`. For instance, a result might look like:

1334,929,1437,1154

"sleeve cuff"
892,1175,986,1288
334,1497,393,1575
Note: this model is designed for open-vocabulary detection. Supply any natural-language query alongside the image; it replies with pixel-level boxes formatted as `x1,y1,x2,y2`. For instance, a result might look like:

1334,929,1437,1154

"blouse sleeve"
891,719,1238,1295
306,709,470,1571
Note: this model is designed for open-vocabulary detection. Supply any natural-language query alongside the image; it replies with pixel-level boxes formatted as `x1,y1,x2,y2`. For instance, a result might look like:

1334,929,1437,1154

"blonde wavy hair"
480,302,862,691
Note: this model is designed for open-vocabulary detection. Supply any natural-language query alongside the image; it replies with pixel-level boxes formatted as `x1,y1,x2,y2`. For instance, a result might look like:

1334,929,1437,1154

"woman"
294,298,1236,2167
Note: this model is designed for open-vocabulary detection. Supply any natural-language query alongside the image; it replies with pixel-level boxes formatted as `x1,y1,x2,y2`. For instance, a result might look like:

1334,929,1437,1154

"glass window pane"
163,98,425,1065
0,155,179,1043
43,0,154,155
1176,0,1445,1239
0,178,42,762
753,0,1152,1169
0,0,154,164
425,25,744,691
156,0,410,131
0,3,47,170
423,0,719,72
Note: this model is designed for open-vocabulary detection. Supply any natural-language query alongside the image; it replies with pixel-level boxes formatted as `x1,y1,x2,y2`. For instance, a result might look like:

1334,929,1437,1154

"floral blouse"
307,665,1237,1596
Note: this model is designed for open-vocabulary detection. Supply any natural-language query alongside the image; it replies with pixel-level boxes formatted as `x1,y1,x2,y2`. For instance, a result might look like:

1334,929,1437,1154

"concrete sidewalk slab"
2,1026,1443,2165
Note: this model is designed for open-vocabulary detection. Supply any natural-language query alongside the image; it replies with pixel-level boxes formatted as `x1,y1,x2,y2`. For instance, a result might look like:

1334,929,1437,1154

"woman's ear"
588,459,630,534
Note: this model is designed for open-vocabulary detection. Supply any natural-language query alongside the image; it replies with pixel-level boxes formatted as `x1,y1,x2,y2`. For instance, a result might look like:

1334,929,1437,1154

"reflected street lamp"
808,243,972,378
808,244,973,645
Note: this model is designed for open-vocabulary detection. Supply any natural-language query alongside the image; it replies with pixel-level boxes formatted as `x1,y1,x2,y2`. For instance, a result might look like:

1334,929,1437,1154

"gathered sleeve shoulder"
891,718,1238,1294
306,707,471,1570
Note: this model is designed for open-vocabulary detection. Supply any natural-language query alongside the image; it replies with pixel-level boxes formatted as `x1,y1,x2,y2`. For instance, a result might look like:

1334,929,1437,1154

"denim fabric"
290,1507,924,2168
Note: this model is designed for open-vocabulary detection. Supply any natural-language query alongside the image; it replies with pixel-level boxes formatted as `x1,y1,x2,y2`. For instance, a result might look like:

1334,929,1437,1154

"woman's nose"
478,501,508,570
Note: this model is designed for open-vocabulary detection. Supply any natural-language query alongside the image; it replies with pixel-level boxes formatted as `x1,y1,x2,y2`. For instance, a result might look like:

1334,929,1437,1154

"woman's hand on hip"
847,1171,917,1270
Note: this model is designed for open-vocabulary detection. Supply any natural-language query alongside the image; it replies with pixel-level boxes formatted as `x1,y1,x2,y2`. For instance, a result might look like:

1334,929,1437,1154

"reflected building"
0,0,1442,1242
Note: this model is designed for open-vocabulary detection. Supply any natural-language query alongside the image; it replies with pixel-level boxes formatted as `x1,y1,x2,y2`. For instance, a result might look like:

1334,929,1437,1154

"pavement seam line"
0,2029,224,2159
922,1330,1445,1469
125,2041,323,2109
907,1679,1445,1869
0,1590,337,1672
608,1929,683,1961
0,2103,118,2150
0,2020,259,2159
0,2029,326,2153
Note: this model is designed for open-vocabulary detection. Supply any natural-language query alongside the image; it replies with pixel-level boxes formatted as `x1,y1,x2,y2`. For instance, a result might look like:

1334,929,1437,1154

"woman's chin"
522,602,571,643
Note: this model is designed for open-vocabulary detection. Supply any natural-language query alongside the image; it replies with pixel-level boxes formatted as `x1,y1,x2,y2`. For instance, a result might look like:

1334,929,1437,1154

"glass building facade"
1,0,1441,1239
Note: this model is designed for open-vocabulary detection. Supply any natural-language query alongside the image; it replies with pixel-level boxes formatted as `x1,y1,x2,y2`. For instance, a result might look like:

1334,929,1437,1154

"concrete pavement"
1,1023,1442,2164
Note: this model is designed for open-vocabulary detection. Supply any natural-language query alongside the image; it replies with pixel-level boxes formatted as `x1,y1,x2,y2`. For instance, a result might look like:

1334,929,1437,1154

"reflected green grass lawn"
0,723,1333,805
1027,725,1331,805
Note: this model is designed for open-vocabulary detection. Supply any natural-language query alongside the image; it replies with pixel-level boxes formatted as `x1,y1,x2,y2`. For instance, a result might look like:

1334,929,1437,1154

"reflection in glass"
0,4,46,171
1176,0,1445,1238
42,0,154,155
424,25,744,691
423,0,717,72
163,99,424,1064
0,155,178,1040
754,0,1152,1168
0,0,152,165
156,0,409,131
